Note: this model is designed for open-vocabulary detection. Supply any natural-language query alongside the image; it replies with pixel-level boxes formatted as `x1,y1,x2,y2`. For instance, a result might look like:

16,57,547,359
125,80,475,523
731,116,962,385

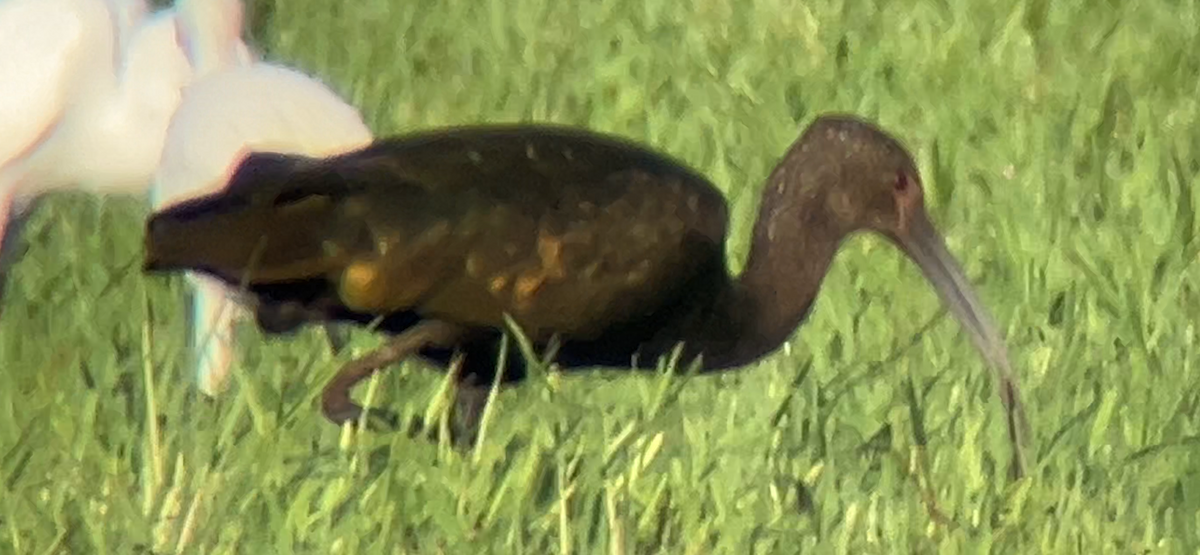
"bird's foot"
322,397,400,432
908,446,956,530
322,396,479,450
320,320,466,429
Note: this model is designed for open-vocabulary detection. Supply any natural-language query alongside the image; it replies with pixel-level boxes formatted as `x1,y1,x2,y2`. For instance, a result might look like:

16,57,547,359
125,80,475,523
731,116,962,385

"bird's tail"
143,151,347,286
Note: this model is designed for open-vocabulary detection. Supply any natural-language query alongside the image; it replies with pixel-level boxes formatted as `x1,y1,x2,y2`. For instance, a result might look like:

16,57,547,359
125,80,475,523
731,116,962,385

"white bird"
0,0,184,278
0,12,192,197
153,3,373,396
0,0,135,200
0,0,147,157
0,0,252,296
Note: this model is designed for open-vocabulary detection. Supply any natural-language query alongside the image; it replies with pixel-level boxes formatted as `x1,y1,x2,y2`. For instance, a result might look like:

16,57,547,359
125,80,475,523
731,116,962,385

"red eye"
894,172,910,192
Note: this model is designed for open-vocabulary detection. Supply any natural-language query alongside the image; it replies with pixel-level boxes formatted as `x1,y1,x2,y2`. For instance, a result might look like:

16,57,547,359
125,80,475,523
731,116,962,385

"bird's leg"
322,323,352,354
251,297,359,354
189,274,239,396
448,376,491,448
416,359,493,448
1001,379,1030,481
322,320,465,429
254,300,321,335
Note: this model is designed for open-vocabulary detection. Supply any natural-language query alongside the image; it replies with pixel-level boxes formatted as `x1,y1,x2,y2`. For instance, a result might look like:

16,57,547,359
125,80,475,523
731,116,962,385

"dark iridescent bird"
143,114,1030,478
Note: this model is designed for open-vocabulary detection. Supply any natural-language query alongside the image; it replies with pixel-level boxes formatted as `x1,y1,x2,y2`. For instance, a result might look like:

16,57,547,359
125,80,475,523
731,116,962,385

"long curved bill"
898,211,1030,479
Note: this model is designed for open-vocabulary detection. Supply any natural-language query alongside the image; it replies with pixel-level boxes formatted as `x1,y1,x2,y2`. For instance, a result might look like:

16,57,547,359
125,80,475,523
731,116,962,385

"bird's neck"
700,178,846,370
176,0,247,78
106,0,150,54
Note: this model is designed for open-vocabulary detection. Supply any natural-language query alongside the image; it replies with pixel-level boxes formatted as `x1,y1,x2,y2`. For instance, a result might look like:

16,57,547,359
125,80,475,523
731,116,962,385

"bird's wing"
146,126,729,342
324,128,730,340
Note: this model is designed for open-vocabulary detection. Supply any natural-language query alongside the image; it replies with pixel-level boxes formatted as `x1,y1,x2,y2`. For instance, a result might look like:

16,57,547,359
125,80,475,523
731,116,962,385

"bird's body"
145,116,1030,477
0,0,195,295
0,0,254,300
0,0,114,271
151,61,374,396
1,11,192,196
157,126,732,380
0,0,126,166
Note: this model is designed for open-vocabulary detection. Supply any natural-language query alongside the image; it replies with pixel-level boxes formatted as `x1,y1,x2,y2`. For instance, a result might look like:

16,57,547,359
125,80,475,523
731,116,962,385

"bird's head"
770,115,1024,467
770,115,925,240
789,116,1006,358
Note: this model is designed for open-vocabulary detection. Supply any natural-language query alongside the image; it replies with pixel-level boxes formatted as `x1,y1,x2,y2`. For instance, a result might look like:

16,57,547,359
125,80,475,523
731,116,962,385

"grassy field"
2,0,1199,552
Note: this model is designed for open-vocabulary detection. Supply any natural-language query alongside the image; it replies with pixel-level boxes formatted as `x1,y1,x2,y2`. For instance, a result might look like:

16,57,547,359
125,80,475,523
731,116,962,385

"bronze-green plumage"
144,114,1030,478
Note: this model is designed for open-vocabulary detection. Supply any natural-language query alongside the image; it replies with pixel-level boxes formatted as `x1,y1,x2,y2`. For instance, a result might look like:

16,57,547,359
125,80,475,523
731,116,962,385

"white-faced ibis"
143,115,1030,477
152,0,371,397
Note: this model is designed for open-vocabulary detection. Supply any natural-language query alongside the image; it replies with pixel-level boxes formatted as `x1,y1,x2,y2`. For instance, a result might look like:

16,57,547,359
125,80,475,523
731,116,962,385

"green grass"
3,0,1199,551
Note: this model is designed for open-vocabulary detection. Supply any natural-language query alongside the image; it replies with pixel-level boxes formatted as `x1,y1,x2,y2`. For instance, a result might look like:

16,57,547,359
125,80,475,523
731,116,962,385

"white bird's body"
0,0,367,398
153,63,374,396
0,0,157,281
1,11,192,198
0,0,253,289
0,0,128,167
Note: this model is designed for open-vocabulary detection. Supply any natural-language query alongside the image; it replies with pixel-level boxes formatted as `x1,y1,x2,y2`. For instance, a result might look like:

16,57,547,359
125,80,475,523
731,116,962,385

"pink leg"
188,273,241,396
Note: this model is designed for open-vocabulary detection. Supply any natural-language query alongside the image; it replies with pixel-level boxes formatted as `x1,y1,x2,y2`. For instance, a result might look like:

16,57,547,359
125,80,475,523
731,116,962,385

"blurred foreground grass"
2,0,1199,552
